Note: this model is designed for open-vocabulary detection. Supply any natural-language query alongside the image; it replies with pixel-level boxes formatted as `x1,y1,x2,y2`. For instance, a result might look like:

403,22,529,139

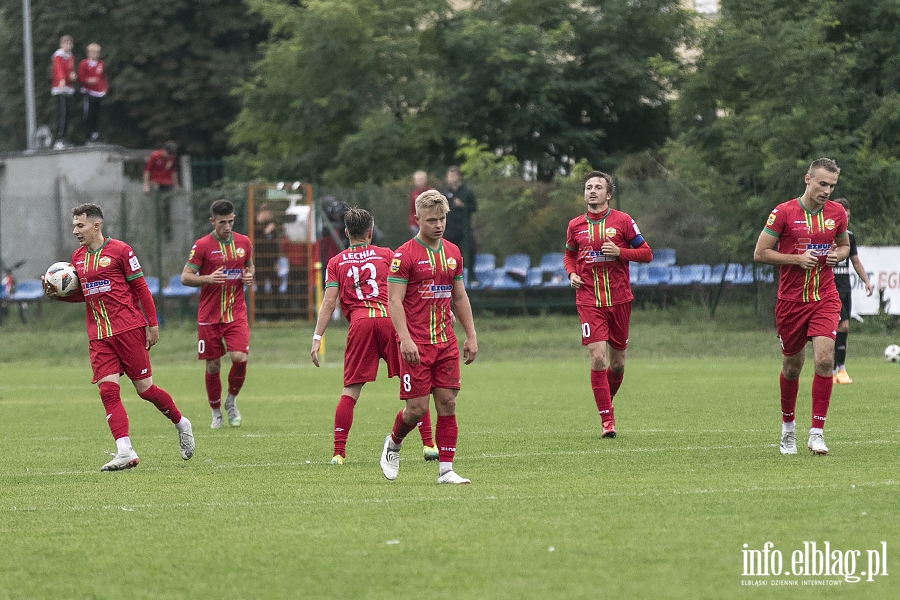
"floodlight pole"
22,0,37,151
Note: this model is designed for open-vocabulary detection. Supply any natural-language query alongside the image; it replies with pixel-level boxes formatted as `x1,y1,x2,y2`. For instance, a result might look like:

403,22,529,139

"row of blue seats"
468,251,774,290
0,275,199,302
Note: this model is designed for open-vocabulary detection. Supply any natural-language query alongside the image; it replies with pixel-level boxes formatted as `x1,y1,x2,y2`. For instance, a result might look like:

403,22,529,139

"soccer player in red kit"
754,158,849,456
43,203,194,471
380,190,478,484
181,199,254,429
564,170,653,438
310,207,437,464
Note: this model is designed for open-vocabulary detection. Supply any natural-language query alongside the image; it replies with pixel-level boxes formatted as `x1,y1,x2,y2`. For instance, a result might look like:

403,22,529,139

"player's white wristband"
313,334,322,341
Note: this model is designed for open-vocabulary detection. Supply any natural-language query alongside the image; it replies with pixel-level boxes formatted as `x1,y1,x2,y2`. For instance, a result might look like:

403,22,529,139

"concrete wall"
0,146,193,283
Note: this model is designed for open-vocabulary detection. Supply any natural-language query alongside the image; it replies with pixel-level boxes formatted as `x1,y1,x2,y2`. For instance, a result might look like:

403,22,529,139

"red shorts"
775,297,840,356
577,303,631,350
399,340,461,399
88,327,152,384
197,321,250,360
343,317,400,386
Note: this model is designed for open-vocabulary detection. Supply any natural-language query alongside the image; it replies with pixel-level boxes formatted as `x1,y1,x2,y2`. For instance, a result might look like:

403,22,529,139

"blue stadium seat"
738,264,755,284
644,265,672,285
630,263,646,285
144,276,160,295
525,267,544,287
162,275,198,298
538,252,565,271
10,279,45,301
501,253,530,283
543,269,569,287
701,264,725,284
675,264,710,284
491,270,524,290
724,263,744,283
652,248,676,266
754,264,775,283
470,253,496,289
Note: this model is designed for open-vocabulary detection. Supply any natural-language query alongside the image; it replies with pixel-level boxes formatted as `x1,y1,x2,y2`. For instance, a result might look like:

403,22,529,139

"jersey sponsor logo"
390,258,401,273
446,257,458,270
417,280,452,299
224,268,243,280
236,247,246,257
582,249,615,263
824,219,835,230
795,238,833,256
128,256,141,271
99,256,112,267
767,213,777,226
83,278,111,294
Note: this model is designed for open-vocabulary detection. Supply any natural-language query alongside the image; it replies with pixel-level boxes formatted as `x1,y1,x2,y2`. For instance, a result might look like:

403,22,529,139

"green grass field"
0,308,897,599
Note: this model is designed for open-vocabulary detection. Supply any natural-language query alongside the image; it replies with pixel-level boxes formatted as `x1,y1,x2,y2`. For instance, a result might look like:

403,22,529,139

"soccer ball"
884,344,900,363
44,262,80,297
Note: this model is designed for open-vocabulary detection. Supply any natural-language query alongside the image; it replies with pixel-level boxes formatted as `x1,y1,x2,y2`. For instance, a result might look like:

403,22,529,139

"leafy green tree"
0,0,266,153
668,0,900,255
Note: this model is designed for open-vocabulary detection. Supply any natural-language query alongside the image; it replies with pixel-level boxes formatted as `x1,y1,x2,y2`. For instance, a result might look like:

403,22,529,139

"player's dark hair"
582,170,615,195
834,197,850,209
808,157,840,176
211,199,234,217
72,203,103,221
344,207,374,239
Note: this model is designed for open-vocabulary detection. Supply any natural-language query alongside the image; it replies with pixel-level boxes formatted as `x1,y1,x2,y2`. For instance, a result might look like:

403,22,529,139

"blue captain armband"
630,235,645,248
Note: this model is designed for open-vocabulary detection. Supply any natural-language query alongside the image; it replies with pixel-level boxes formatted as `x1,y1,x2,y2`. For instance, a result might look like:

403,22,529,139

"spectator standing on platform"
143,141,179,241
408,170,433,235
831,197,873,384
78,43,108,144
51,35,77,149
442,166,477,281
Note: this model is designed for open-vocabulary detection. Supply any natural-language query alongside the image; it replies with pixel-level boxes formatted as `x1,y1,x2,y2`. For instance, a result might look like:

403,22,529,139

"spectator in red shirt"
143,141,180,241
51,35,77,149
78,43,108,144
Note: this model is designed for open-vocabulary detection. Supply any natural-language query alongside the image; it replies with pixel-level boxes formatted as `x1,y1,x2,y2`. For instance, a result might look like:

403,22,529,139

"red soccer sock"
780,373,799,423
138,384,182,424
228,361,247,396
591,368,613,419
333,395,356,457
205,371,222,409
390,409,416,445
608,368,624,399
99,381,129,440
417,408,435,447
811,373,832,429
435,414,458,463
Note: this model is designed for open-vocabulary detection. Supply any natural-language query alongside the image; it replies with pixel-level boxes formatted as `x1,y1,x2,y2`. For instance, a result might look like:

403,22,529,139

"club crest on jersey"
824,219,835,230
99,256,112,267
605,227,617,238
446,257,457,270
390,258,401,273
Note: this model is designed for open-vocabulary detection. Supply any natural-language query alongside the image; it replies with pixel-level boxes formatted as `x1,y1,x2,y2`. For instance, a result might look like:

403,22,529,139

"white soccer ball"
44,262,80,297
884,344,900,363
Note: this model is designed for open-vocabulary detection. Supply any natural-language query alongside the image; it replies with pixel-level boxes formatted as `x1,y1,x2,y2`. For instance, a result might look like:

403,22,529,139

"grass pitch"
0,311,897,599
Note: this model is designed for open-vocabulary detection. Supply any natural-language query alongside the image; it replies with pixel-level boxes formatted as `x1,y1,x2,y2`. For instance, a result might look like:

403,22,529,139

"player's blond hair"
86,43,101,53
415,189,449,216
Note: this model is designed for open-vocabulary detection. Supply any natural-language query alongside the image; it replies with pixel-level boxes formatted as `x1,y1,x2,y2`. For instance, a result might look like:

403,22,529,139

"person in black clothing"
253,203,282,315
831,197,873,384
442,166,477,282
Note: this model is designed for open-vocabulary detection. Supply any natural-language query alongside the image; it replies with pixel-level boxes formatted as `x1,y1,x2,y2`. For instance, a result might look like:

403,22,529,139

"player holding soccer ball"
754,158,850,456
43,203,194,471
380,190,478,484
181,199,254,429
310,207,438,465
564,170,653,439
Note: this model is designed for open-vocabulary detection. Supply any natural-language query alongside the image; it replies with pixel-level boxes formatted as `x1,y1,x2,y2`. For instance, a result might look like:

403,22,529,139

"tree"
0,0,266,153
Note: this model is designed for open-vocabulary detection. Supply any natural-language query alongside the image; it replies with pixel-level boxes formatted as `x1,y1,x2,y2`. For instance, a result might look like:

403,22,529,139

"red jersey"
387,238,463,345
325,243,393,322
763,198,848,303
185,232,253,324
71,238,152,340
144,150,177,186
51,50,76,95
565,208,645,307
78,59,108,96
